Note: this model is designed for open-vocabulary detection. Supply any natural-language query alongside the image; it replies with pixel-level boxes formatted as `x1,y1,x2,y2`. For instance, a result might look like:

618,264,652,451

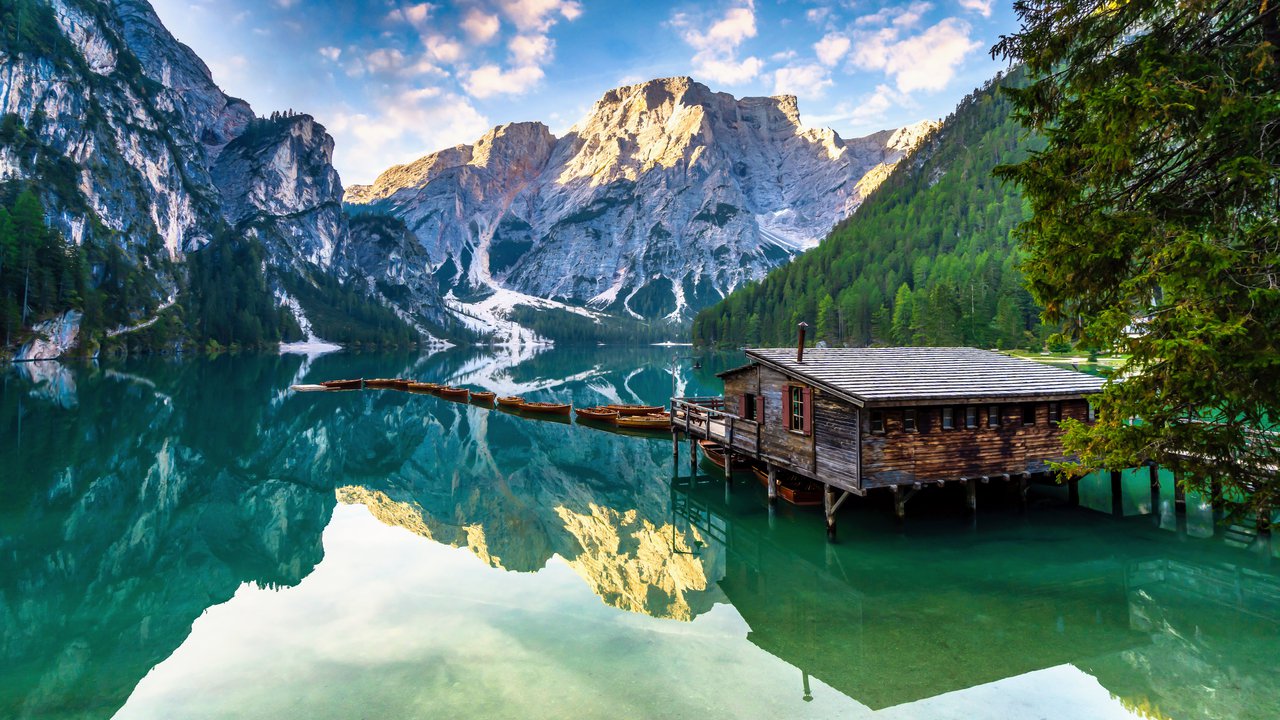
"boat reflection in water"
1,346,1276,720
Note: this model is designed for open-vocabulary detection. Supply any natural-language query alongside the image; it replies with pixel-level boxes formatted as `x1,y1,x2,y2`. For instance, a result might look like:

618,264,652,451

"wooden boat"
576,406,620,422
364,378,395,389
390,378,411,390
605,404,666,416
751,465,823,506
320,379,363,390
469,390,497,404
497,396,525,408
437,386,470,400
407,381,440,392
697,439,751,469
519,401,572,416
291,384,331,392
616,413,672,430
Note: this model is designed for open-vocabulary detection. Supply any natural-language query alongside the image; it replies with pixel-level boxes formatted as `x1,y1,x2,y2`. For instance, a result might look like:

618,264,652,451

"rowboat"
615,413,672,430
290,384,331,392
576,406,620,422
365,378,397,389
469,390,497,405
437,386,470,400
520,401,572,416
751,465,823,506
605,404,666,416
408,381,440,392
320,379,363,390
697,439,751,469
497,396,525,408
390,378,411,390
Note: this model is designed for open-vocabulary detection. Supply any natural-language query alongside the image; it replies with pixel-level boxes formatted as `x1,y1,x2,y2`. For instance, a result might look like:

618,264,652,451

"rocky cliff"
347,77,935,334
0,0,447,355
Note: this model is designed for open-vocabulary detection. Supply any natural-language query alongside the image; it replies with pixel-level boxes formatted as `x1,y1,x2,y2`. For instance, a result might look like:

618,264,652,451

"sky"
149,0,1020,185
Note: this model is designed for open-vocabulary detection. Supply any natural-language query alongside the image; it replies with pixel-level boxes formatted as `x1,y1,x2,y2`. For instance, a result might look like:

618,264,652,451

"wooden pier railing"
671,396,760,457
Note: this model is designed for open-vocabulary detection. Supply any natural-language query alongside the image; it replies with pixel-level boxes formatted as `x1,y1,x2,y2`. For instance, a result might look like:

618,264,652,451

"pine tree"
994,0,1280,520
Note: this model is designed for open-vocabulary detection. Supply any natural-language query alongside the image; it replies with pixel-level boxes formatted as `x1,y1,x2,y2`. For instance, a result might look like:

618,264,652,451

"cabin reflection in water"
667,477,1280,716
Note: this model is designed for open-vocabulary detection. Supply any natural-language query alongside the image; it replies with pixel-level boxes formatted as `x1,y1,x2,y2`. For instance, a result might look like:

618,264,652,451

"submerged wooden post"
689,435,697,478
1019,474,1030,511
1110,470,1124,517
964,478,977,515
767,465,778,506
892,485,906,523
724,417,734,483
1148,464,1160,522
1068,477,1080,507
824,484,838,542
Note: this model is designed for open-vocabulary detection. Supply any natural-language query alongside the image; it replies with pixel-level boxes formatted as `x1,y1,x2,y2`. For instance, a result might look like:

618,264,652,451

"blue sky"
151,0,1017,184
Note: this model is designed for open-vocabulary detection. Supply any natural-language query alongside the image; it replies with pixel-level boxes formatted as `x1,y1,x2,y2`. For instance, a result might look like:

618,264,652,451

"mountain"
692,68,1047,350
0,0,455,359
346,77,935,340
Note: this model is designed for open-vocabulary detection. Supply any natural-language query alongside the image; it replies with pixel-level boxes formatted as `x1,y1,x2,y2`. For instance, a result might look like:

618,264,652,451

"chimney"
796,322,808,363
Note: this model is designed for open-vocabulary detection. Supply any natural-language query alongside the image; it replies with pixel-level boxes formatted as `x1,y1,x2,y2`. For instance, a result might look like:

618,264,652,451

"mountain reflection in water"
1,347,1277,720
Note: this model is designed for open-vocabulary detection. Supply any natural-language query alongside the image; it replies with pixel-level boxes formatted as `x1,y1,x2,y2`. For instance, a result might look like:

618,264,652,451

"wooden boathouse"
672,345,1106,537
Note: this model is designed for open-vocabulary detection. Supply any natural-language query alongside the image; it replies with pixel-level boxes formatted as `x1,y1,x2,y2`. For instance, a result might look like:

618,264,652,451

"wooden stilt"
1259,505,1273,538
1068,477,1080,507
767,465,778,506
824,485,838,542
964,478,977,515
1148,464,1160,522
688,435,696,478
1174,473,1186,514
1110,470,1124,517
1019,474,1030,511
892,485,909,523
724,422,734,481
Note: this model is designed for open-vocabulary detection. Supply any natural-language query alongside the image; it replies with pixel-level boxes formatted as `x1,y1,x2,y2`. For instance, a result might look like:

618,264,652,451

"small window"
870,410,885,433
988,405,1001,428
743,393,757,421
941,406,955,430
965,406,978,429
1048,401,1061,424
1021,403,1037,426
903,408,918,433
789,386,805,432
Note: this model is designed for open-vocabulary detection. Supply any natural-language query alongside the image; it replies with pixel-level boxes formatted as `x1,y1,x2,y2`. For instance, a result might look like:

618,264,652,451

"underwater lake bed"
2,347,1277,719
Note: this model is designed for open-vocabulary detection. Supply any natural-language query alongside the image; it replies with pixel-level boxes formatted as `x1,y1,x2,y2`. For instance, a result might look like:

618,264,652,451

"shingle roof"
745,347,1106,406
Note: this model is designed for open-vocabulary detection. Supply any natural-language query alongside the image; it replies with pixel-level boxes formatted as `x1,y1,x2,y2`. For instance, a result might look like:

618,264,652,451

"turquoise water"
2,347,1277,719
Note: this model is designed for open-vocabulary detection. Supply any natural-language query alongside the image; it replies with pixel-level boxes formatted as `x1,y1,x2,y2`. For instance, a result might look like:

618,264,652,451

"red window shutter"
755,395,765,423
802,387,813,435
737,395,747,416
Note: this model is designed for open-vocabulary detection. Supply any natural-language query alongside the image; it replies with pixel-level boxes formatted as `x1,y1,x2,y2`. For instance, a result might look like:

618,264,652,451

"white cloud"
958,0,994,17
509,34,552,65
363,47,408,74
851,17,980,92
805,7,830,25
425,34,463,63
387,2,435,27
327,90,489,184
318,46,342,62
497,0,583,32
856,1,933,30
773,63,832,98
462,8,501,43
672,2,763,86
813,32,850,66
463,63,545,98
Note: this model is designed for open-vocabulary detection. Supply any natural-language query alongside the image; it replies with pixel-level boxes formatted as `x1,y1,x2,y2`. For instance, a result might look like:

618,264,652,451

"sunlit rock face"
346,77,937,325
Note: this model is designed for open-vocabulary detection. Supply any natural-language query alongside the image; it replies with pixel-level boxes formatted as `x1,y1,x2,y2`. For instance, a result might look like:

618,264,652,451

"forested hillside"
692,68,1048,349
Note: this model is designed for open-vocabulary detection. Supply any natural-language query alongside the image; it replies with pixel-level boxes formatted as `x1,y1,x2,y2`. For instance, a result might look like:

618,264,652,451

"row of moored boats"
312,378,674,431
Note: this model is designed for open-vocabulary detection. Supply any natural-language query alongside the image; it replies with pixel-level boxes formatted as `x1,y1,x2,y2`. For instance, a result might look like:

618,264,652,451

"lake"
2,347,1277,720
